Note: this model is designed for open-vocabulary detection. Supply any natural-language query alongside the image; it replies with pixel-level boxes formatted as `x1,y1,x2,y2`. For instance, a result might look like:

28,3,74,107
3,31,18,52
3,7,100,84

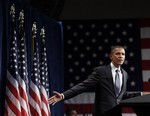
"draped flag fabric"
29,23,42,116
5,5,22,116
1,1,64,116
17,10,30,116
5,4,52,116
40,27,51,116
29,23,51,116
140,19,150,91
63,19,150,116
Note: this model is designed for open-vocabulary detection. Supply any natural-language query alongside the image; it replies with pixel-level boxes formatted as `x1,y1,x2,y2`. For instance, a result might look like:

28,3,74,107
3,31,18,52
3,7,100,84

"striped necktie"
115,69,120,97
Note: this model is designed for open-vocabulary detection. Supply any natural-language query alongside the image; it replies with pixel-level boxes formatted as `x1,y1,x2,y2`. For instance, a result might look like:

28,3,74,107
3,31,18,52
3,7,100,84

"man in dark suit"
48,46,140,116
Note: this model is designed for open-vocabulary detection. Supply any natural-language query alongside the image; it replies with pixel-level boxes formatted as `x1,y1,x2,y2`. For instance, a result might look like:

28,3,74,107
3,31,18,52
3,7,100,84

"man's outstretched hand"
142,91,150,95
47,91,63,105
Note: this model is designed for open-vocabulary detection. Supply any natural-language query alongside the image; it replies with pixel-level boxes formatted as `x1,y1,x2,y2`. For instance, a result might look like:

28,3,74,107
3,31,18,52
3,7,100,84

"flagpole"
32,22,37,58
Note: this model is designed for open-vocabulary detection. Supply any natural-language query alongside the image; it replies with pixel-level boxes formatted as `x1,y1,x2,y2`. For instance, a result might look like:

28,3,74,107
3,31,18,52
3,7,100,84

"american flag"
5,5,21,115
29,23,51,116
17,10,30,116
140,19,150,91
40,27,51,116
29,22,42,115
63,19,150,115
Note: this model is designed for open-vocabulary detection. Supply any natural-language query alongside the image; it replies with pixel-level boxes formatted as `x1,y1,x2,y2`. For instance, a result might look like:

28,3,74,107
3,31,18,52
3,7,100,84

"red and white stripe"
18,76,31,116
41,86,51,116
5,71,21,116
65,93,137,116
140,19,150,91
29,81,42,116
65,93,94,115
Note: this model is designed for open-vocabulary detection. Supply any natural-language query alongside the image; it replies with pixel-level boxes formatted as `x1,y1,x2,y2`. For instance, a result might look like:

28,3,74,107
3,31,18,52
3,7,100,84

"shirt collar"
110,62,120,72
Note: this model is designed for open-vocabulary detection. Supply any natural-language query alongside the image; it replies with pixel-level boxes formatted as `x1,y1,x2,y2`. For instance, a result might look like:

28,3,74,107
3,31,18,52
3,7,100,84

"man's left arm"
123,91,150,99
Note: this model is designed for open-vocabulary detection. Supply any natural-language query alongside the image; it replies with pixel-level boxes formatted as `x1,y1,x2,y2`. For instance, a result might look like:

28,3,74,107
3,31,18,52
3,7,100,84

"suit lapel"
105,65,116,97
117,69,128,98
105,65,128,98
120,69,127,92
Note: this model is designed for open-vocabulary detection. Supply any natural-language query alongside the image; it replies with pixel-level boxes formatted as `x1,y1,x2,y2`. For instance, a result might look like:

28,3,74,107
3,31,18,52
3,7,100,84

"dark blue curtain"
0,0,64,116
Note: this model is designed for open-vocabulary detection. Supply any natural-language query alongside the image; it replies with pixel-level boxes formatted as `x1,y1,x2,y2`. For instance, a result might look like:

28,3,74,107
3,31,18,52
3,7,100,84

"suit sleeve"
63,68,101,100
123,91,142,99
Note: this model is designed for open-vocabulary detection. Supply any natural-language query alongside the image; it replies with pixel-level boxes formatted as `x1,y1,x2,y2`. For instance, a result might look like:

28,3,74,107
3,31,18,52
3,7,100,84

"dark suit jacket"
63,64,128,116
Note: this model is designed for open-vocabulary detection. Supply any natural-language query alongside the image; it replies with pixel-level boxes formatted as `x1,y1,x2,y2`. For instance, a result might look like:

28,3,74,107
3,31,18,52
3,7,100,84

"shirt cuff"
61,93,65,99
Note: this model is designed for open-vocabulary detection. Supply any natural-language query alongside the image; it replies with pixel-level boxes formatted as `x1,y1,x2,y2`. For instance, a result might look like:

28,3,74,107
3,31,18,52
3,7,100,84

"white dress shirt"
110,62,123,93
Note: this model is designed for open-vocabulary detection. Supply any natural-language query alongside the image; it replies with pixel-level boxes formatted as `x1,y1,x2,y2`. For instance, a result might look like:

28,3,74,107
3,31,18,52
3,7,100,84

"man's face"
110,48,125,67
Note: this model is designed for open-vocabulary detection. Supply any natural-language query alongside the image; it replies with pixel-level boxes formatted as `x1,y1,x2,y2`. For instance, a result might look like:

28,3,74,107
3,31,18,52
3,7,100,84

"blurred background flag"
140,19,150,91
62,19,150,115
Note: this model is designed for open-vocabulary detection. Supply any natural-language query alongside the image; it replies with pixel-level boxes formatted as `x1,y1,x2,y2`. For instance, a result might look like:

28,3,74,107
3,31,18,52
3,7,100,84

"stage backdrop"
0,0,64,116
62,19,150,115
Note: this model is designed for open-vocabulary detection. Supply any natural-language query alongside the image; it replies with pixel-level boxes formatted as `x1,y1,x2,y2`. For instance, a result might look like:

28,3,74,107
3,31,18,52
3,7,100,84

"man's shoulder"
93,64,110,71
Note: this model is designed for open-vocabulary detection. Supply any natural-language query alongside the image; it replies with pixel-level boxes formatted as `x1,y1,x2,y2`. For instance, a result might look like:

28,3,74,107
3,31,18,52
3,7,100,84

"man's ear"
109,54,112,60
